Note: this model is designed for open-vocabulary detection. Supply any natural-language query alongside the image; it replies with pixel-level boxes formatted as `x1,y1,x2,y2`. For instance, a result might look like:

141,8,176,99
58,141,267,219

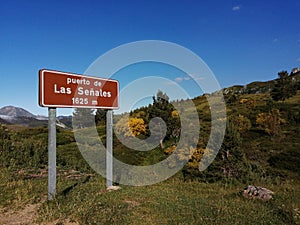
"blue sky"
1,0,300,115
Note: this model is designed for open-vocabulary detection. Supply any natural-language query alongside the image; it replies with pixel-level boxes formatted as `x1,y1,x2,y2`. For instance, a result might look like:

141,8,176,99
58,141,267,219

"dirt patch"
0,203,39,225
0,204,79,225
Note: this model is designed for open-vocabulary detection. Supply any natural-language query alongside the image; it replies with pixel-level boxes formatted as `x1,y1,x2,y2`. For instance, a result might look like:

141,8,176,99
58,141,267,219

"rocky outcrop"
241,185,274,202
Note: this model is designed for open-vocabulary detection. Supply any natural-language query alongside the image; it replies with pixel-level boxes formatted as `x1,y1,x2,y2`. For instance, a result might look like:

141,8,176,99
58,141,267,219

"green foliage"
95,109,107,125
268,148,300,175
231,114,252,134
148,90,179,141
271,71,298,102
0,125,92,172
0,125,48,169
72,108,95,129
225,93,239,104
256,109,285,136
57,142,92,172
194,121,250,182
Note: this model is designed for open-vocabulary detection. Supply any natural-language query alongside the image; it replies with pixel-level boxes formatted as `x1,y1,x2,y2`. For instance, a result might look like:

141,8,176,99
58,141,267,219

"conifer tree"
198,121,249,182
72,108,95,129
271,71,297,102
149,90,176,147
95,109,107,126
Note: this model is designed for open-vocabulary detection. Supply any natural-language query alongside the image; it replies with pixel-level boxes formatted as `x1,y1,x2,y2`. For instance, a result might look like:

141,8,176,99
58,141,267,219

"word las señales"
53,77,112,98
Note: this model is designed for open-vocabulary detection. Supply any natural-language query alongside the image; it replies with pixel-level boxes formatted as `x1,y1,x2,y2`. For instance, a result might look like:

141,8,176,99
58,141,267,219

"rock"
107,186,121,191
241,185,274,202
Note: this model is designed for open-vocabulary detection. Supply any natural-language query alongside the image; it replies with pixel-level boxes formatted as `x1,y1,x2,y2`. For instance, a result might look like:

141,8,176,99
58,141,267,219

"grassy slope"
0,91,299,224
0,172,299,224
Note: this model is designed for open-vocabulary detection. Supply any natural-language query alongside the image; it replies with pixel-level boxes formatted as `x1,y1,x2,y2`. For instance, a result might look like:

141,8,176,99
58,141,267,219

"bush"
268,148,300,175
256,109,285,136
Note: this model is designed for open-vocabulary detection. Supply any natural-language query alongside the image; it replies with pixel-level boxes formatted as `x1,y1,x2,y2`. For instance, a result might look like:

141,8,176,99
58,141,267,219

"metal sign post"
106,110,113,188
48,107,57,200
39,69,119,199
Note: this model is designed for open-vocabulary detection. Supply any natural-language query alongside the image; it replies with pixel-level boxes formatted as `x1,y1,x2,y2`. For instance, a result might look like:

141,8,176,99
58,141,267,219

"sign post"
39,69,119,199
106,110,113,188
48,107,56,200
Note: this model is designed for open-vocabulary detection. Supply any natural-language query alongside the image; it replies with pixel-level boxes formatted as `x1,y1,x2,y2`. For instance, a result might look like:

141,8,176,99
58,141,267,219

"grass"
1,168,299,224
35,178,300,225
0,168,46,208
285,91,300,104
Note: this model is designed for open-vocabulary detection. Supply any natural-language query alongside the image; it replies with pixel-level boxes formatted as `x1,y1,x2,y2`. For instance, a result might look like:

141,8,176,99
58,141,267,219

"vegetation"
0,70,299,224
271,71,298,102
73,108,95,128
115,117,147,137
95,108,107,126
256,109,286,136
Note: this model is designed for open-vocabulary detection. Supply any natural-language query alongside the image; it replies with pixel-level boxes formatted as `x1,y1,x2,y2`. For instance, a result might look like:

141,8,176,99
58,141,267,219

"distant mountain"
0,106,35,118
0,106,72,128
0,117,10,125
57,116,73,128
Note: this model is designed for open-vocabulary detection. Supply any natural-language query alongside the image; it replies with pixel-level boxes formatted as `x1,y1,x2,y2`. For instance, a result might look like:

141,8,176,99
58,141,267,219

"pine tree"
72,108,95,129
149,90,176,147
271,71,297,102
198,121,249,182
95,109,107,126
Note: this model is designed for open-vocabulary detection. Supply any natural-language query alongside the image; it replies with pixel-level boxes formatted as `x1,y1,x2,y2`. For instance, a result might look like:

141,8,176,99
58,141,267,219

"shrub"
256,109,285,136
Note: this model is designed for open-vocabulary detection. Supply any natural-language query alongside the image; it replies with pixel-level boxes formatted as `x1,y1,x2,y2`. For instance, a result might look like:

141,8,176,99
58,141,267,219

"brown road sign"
39,69,119,109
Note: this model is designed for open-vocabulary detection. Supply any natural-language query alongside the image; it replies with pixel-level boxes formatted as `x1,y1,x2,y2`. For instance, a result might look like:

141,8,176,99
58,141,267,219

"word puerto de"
54,77,112,98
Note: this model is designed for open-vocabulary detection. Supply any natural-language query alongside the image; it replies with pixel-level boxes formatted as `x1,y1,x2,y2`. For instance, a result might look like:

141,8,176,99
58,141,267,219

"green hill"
0,72,299,224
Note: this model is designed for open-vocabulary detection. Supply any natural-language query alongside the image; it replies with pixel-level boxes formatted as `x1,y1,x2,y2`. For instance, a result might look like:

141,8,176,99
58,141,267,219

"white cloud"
175,77,184,82
174,74,204,84
187,74,204,82
232,5,241,11
273,38,279,43
296,58,300,62
175,76,191,83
